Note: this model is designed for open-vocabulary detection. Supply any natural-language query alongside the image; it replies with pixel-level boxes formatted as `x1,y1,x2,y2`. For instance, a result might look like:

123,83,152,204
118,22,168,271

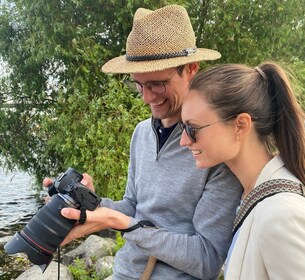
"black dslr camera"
4,167,101,272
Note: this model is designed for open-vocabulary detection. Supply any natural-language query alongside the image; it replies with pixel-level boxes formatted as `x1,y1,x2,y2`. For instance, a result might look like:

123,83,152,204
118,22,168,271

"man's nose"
142,86,158,104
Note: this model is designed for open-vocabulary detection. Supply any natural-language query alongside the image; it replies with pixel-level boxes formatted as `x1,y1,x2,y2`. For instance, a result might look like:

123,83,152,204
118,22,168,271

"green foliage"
187,0,305,65
290,59,305,111
41,74,150,197
68,258,99,280
114,231,126,254
0,0,304,197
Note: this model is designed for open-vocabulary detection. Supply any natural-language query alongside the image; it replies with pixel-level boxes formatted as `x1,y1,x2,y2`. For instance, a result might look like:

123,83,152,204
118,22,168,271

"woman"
180,62,305,280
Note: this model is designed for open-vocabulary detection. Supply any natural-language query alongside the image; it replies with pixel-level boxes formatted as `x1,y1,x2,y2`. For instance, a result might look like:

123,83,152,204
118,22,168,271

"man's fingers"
43,177,53,188
60,225,83,246
61,208,81,220
81,173,95,192
43,178,53,204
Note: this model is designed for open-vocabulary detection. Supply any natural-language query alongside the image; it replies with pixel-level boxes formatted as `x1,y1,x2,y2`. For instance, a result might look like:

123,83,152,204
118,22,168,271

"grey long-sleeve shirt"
101,118,242,280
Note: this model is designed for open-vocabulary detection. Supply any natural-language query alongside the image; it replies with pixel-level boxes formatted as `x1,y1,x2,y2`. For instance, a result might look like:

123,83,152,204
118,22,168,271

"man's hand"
43,173,96,203
78,173,95,192
60,207,131,246
42,171,130,246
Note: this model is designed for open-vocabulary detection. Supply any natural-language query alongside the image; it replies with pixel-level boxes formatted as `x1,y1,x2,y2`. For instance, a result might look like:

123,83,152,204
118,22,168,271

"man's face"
131,65,193,127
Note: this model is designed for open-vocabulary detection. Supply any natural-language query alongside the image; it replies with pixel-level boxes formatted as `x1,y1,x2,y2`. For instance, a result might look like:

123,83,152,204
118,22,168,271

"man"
53,5,242,280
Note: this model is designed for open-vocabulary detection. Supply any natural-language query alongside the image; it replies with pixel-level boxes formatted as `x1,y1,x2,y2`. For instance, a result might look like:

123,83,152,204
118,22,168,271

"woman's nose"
180,128,192,147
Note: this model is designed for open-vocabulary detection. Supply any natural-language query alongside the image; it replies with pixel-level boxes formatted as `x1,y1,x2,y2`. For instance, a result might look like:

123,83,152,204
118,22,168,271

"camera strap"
79,206,87,224
119,220,157,232
57,248,61,280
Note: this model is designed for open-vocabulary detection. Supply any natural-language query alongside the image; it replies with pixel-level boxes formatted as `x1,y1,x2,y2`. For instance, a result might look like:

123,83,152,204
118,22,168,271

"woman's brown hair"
190,62,305,185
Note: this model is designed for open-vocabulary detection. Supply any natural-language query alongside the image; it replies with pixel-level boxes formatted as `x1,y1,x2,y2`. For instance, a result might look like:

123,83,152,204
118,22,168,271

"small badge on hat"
183,48,197,56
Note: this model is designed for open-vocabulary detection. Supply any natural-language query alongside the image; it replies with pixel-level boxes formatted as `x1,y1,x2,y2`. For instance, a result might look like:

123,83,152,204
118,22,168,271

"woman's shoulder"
253,192,305,232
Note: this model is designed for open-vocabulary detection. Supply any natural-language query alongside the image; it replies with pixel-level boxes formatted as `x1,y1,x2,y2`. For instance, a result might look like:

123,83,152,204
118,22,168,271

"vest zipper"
152,124,160,161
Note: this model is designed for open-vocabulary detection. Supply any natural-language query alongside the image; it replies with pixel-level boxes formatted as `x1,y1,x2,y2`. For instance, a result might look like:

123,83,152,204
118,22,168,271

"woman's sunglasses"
182,115,239,143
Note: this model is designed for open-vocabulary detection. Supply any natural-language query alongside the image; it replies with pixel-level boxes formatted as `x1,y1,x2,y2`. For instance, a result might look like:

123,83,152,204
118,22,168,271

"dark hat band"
126,47,197,61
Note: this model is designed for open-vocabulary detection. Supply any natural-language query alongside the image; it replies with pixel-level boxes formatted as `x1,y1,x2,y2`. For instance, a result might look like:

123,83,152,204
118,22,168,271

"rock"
0,235,12,246
15,261,73,280
63,235,116,266
95,255,115,277
9,235,117,280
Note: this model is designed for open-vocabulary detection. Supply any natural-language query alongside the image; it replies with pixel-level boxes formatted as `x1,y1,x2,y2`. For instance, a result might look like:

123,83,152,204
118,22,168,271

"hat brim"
101,48,221,74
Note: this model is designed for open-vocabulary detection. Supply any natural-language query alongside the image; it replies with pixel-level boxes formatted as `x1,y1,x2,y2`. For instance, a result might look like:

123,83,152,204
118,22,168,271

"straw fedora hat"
101,5,221,74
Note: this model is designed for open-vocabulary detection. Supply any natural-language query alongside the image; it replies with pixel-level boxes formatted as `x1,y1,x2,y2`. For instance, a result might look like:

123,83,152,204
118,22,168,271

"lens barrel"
4,193,77,272
4,167,100,273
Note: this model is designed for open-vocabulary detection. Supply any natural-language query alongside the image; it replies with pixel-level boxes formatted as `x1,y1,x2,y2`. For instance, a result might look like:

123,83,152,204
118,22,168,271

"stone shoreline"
0,234,115,280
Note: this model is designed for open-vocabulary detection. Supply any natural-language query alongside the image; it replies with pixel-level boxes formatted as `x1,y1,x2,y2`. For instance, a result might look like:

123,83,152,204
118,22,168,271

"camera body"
4,167,101,272
48,167,101,211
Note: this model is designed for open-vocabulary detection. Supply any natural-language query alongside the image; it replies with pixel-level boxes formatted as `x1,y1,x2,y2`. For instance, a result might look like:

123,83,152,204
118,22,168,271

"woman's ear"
235,113,252,139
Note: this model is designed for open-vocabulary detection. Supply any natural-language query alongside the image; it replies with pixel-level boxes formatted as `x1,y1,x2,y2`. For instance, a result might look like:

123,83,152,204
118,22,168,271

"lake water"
0,169,43,231
0,168,45,279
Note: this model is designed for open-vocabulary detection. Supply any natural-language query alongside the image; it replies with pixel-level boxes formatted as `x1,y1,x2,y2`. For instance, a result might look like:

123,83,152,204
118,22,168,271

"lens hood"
4,232,52,272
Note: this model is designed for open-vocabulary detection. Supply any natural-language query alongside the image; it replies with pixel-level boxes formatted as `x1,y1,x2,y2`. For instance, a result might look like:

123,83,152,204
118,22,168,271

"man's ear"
185,62,200,78
235,113,252,139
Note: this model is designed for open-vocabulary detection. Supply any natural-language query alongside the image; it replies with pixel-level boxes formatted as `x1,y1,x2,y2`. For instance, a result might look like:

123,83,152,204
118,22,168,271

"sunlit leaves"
0,0,304,198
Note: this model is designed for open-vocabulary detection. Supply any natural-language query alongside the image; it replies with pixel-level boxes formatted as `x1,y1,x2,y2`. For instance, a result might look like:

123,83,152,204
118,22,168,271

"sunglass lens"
184,124,196,143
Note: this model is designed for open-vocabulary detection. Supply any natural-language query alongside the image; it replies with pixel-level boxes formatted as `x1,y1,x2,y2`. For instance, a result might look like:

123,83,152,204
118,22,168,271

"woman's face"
180,90,239,169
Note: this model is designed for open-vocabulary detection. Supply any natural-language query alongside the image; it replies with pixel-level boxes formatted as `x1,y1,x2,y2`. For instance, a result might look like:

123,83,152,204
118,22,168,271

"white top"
225,155,305,280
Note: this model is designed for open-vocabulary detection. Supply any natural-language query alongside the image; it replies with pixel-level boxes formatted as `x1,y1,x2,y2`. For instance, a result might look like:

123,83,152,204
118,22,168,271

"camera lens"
4,193,78,272
4,167,100,273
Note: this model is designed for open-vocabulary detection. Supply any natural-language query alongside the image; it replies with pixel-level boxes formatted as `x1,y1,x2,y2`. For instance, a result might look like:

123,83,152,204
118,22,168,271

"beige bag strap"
140,256,157,280
233,179,304,235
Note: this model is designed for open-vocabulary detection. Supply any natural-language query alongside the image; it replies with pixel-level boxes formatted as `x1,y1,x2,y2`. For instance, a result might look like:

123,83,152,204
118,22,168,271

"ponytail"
260,62,305,184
